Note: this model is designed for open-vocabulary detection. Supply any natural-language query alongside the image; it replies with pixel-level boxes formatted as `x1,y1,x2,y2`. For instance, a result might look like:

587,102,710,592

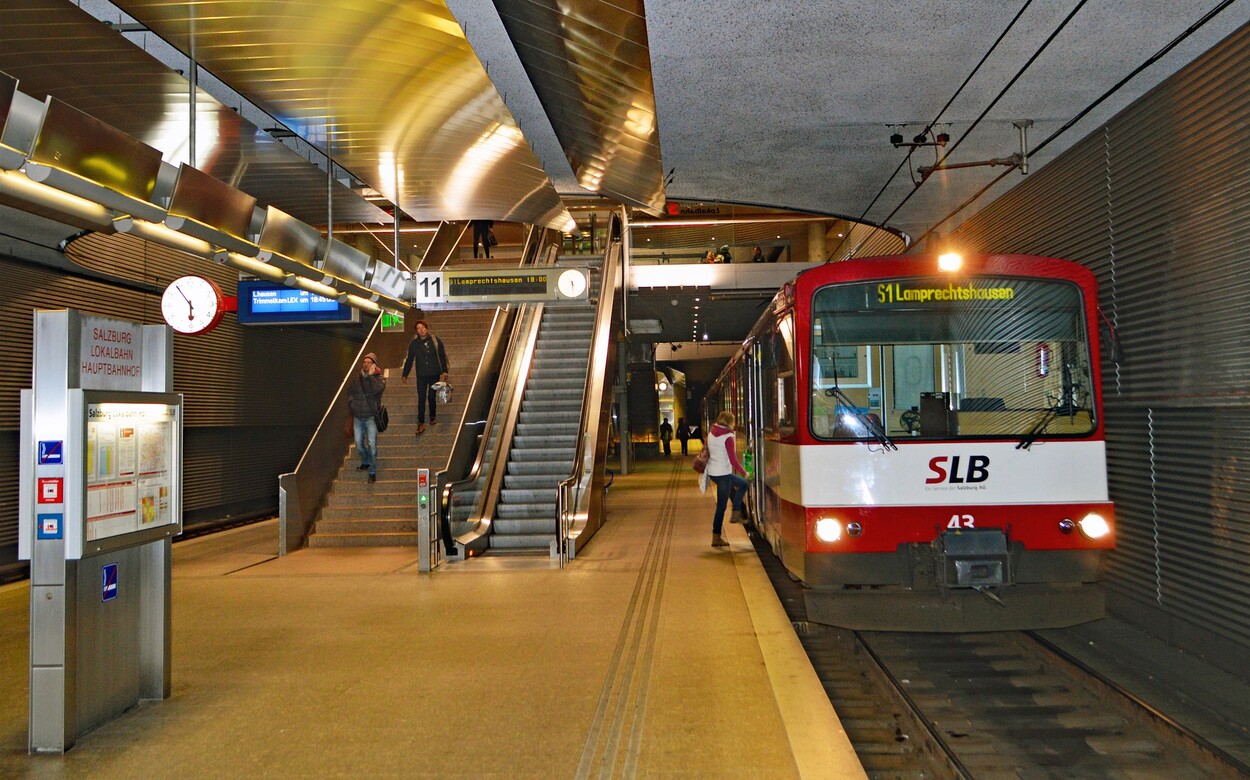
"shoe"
712,534,728,548
416,424,426,435
430,418,437,425
368,474,376,483
357,464,369,471
730,510,745,524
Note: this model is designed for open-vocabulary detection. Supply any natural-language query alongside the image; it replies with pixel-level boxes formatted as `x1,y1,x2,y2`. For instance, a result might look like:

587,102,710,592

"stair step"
496,503,558,519
308,532,420,548
499,488,555,503
320,505,415,521
317,518,419,534
503,474,561,490
513,435,578,448
508,447,575,461
489,533,555,550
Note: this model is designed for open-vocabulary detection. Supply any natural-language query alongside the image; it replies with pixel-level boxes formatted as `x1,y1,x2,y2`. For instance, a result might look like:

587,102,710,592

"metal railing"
276,318,410,555
437,304,542,556
434,225,559,558
555,229,624,566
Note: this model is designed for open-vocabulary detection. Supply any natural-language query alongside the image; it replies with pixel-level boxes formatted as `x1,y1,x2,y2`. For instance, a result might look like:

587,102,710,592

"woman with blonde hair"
705,410,749,547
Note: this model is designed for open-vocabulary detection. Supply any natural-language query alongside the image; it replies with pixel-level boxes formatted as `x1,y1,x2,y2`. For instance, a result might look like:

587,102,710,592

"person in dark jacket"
348,352,386,483
401,320,449,435
676,416,690,455
659,417,673,457
471,220,494,259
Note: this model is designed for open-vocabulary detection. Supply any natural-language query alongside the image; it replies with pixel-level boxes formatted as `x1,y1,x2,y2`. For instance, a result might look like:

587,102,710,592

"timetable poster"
86,403,176,542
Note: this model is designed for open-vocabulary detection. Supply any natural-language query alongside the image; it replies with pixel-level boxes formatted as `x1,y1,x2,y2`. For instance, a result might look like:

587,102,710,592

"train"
705,253,1115,631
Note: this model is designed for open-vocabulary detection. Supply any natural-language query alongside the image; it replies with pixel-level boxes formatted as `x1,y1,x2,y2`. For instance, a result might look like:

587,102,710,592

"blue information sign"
235,280,358,325
101,563,118,602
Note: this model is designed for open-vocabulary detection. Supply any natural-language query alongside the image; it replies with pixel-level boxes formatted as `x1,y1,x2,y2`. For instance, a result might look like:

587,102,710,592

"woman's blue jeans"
353,415,378,476
711,473,748,534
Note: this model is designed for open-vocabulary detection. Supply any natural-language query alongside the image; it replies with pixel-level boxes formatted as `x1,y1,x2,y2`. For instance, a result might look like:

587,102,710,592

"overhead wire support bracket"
917,119,1033,182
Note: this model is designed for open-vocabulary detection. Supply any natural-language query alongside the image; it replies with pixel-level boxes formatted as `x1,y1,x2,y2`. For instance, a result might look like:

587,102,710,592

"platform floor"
0,458,865,778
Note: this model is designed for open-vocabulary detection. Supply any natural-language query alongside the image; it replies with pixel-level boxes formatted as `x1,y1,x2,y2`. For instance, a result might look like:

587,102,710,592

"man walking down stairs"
309,310,496,548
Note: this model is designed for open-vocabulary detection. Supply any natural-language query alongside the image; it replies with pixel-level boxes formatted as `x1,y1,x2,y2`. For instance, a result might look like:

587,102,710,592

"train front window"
809,276,1096,441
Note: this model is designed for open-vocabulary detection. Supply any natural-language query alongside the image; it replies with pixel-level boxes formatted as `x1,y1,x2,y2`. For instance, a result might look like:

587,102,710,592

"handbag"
692,448,709,474
432,381,452,404
374,404,390,433
487,229,498,247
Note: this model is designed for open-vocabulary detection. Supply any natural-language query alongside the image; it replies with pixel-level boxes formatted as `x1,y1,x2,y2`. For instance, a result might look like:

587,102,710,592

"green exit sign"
380,311,405,332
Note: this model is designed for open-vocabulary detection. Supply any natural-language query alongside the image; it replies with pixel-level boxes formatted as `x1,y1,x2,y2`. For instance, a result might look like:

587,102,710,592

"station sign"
413,267,590,305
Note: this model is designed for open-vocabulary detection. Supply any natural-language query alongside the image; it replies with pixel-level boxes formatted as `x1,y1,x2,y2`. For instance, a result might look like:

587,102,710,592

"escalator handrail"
556,234,623,564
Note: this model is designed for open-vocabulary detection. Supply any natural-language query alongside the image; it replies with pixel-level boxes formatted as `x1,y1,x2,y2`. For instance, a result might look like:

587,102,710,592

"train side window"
775,315,796,435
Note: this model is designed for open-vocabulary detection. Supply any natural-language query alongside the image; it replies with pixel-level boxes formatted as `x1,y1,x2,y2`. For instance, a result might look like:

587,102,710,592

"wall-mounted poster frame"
65,389,182,560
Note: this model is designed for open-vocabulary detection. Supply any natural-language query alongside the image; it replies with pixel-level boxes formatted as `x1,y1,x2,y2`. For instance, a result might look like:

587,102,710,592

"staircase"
308,309,496,548
490,306,596,551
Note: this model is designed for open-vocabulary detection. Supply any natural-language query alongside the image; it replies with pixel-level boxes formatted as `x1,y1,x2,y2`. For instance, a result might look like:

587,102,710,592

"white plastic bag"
698,471,709,494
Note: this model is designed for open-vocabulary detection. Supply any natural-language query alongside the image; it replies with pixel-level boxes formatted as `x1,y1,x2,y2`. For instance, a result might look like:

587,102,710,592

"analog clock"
557,268,588,298
161,275,226,335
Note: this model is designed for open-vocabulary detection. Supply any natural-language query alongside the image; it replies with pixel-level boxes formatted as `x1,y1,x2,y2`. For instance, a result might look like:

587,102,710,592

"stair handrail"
556,230,624,566
277,316,410,554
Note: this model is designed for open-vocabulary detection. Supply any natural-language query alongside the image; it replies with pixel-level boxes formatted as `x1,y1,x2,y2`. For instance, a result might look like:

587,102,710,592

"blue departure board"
236,280,360,325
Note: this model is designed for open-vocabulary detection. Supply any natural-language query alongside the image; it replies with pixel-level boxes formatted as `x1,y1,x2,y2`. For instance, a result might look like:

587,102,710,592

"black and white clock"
161,275,227,335
556,268,588,298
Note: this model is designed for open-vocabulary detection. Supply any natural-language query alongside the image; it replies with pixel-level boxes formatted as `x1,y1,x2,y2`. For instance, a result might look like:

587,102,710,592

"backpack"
374,404,389,433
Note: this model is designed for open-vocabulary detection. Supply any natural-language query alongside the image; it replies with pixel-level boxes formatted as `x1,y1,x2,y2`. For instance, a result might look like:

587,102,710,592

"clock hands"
176,285,195,320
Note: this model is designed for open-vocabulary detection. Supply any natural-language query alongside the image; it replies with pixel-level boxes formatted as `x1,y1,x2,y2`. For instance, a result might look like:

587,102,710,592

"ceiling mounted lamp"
24,98,169,224
164,164,259,258
0,169,114,230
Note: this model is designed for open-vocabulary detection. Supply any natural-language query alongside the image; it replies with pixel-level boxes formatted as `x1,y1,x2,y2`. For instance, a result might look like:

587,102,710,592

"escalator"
439,221,622,560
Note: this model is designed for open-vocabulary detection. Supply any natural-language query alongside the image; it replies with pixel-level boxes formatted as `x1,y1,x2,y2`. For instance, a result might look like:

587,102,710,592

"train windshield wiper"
825,382,897,452
1016,407,1057,450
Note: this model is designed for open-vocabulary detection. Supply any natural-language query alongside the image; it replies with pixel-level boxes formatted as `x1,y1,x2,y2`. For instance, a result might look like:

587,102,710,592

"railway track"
751,530,1249,779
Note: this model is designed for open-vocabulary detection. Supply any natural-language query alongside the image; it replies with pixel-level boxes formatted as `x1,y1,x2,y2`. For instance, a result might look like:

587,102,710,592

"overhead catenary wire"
828,0,1038,261
911,0,1242,249
863,0,1092,252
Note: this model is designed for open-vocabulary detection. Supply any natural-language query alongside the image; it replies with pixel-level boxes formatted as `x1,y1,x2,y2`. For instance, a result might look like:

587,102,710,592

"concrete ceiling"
463,1,1250,243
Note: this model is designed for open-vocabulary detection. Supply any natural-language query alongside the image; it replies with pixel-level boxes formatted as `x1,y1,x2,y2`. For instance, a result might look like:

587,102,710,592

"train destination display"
236,280,359,325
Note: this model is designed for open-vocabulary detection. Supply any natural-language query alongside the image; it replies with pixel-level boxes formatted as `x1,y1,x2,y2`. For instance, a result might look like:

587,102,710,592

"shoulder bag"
692,448,709,474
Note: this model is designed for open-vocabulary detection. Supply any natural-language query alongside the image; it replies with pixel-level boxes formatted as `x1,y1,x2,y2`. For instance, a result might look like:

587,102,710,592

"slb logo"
926,455,990,484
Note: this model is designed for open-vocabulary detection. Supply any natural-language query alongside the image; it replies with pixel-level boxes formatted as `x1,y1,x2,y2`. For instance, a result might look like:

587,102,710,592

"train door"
745,340,767,528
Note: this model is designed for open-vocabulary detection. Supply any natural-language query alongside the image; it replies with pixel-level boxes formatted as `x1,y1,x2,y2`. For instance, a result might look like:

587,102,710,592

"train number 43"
947,514,975,528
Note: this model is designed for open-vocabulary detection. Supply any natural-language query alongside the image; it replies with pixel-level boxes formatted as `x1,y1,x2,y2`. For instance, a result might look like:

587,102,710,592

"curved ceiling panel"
494,0,665,215
113,0,575,231
0,0,389,227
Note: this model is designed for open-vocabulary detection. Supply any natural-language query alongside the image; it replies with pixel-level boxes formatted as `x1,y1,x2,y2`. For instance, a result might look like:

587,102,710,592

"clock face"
161,275,225,335
557,268,588,298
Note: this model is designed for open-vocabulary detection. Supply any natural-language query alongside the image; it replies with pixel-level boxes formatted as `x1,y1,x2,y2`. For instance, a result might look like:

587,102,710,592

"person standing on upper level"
471,219,494,259
401,320,449,435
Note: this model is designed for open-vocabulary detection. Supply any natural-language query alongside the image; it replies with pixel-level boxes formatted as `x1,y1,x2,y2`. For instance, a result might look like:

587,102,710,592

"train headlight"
938,252,963,272
1077,513,1111,540
846,522,863,537
1058,518,1076,534
814,517,843,543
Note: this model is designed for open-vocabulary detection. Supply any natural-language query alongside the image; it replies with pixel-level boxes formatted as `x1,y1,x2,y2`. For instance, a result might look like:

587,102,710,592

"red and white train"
706,253,1115,631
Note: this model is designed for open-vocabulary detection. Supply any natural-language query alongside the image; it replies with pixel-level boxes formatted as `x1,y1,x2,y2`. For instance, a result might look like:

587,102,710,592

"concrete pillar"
808,222,826,263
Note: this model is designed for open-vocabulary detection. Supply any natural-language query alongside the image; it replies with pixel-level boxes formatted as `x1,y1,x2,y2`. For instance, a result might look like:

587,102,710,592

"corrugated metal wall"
950,23,1250,667
0,234,364,565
